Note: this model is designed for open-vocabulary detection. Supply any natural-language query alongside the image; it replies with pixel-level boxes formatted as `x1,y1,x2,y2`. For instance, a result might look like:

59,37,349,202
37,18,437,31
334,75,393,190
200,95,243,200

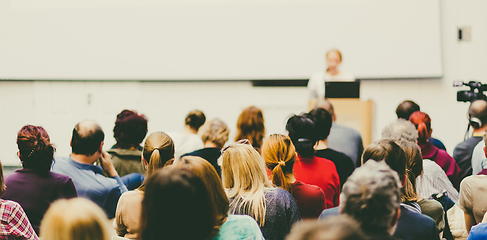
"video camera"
454,81,487,102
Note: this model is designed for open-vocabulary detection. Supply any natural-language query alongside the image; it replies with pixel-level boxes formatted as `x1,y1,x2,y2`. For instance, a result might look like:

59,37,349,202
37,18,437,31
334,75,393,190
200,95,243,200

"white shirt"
471,140,486,175
416,159,459,203
167,132,204,160
307,70,355,99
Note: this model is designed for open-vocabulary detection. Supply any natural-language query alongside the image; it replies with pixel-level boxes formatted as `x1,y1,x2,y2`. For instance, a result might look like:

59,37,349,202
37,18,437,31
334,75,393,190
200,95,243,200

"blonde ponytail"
262,134,296,194
139,132,175,192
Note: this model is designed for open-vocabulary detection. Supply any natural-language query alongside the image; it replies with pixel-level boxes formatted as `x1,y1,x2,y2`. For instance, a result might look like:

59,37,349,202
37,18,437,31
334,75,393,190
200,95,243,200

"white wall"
0,0,485,166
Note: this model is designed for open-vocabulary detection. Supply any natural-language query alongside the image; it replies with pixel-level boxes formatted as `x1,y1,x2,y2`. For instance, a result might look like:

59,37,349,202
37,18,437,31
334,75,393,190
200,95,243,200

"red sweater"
291,181,326,219
293,155,340,208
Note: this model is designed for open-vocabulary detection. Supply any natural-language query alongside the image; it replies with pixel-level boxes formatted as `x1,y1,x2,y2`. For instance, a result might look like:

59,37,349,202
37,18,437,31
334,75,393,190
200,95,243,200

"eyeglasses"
221,139,251,153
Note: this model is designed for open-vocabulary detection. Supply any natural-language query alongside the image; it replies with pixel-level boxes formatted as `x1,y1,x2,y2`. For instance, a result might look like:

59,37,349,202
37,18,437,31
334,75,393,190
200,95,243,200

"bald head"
315,98,336,121
469,100,487,129
71,120,105,156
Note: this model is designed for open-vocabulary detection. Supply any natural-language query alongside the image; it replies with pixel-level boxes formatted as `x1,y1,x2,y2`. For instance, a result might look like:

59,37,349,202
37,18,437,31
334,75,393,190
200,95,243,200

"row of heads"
396,99,487,129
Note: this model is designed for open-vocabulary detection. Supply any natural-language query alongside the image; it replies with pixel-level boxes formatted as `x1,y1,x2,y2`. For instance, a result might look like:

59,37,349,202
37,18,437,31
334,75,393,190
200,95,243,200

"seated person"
286,215,366,240
114,131,175,239
340,160,401,239
315,99,363,167
395,100,446,150
3,125,77,234
235,106,266,153
308,107,355,189
454,100,487,180
168,110,206,159
40,198,112,240
262,134,326,219
108,109,148,177
286,114,340,208
51,120,128,219
410,111,461,189
0,160,38,240
182,118,230,174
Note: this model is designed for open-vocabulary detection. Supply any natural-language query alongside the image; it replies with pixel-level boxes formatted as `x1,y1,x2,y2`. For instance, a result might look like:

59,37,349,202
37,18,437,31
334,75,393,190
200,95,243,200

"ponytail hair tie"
297,138,310,142
153,148,159,151
278,161,286,167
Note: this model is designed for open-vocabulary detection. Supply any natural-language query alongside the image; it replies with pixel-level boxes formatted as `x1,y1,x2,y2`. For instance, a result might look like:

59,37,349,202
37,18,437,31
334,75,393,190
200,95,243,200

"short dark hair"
113,110,148,147
362,139,407,182
185,110,206,131
396,100,420,120
286,114,317,158
140,167,215,240
308,108,333,141
71,122,105,156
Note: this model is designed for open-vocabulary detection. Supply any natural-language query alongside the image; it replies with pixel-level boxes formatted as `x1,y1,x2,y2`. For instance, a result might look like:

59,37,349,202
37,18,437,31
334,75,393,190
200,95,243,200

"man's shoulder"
330,124,362,138
454,136,483,152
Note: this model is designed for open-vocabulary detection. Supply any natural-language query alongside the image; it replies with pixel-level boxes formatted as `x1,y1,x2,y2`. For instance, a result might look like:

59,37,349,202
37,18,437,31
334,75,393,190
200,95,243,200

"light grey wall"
0,0,485,165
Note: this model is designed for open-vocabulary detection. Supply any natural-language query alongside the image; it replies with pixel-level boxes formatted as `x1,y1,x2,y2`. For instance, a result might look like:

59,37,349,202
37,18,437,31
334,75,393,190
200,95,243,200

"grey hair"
340,160,401,235
286,216,366,240
381,119,418,143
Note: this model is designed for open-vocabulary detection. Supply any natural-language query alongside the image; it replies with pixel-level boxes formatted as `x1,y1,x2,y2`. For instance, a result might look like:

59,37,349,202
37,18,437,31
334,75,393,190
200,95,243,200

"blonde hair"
200,119,230,149
262,134,296,194
221,144,273,226
173,156,229,237
139,132,175,191
397,141,423,202
326,49,343,61
40,198,112,240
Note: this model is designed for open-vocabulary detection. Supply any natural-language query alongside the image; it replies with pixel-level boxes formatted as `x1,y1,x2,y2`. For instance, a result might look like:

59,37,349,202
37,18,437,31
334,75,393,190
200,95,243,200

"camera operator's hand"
99,151,118,178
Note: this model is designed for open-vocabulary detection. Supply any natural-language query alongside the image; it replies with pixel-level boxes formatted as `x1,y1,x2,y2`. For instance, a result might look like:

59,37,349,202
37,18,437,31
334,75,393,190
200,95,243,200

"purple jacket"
419,142,461,189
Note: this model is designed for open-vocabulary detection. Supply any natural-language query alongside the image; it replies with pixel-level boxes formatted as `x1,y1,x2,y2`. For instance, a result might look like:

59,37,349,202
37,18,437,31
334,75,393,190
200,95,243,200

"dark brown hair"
139,167,214,240
362,139,406,182
185,110,206,132
235,106,265,152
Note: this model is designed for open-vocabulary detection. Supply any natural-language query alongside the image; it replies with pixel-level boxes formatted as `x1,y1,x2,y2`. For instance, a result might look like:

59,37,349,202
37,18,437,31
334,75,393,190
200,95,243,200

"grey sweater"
229,188,301,240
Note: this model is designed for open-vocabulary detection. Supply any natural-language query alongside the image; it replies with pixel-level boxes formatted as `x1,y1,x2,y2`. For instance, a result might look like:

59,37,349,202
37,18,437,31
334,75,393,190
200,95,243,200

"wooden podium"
309,99,373,147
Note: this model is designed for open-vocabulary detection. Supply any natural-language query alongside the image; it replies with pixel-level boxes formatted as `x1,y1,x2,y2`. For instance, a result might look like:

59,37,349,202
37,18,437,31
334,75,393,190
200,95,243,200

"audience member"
114,132,175,239
409,111,461,189
173,156,265,240
0,160,38,240
340,160,401,239
235,106,266,153
381,119,418,143
262,134,326,218
361,139,440,240
40,198,112,240
182,118,230,174
139,167,215,240
286,215,366,240
397,141,445,232
381,119,459,202
470,129,487,175
51,120,128,219
395,100,446,150
221,143,301,240
314,99,364,166
108,109,148,177
454,100,487,180
169,110,206,159
459,159,487,232
3,125,77,234
308,107,354,189
286,114,340,208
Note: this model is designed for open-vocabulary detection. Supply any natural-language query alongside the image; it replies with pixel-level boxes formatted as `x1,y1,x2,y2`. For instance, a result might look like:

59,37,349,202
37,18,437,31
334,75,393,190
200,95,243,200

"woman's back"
228,188,300,240
291,181,326,218
3,169,76,234
293,155,340,208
